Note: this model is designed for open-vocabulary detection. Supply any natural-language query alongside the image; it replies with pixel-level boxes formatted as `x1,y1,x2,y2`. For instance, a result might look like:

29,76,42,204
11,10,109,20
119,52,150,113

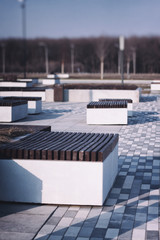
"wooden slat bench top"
99,98,133,103
4,96,42,101
0,99,27,106
0,87,46,91
0,131,119,162
87,101,127,108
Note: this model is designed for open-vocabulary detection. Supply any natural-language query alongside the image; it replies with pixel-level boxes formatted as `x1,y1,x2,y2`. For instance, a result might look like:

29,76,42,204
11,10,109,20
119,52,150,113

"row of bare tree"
0,36,160,78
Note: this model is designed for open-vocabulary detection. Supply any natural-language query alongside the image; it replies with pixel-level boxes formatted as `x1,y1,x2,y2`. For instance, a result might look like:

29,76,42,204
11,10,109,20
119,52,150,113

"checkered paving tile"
32,94,160,240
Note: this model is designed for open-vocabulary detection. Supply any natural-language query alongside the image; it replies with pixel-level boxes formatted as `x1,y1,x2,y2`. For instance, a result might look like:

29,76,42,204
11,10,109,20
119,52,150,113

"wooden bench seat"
151,80,160,91
0,131,119,206
87,100,128,125
99,98,133,116
4,97,42,114
0,87,46,101
0,99,27,122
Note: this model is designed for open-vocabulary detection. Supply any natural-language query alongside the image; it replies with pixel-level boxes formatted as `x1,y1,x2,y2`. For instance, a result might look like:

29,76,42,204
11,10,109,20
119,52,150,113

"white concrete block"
45,89,54,102
28,100,42,114
0,81,32,87
47,74,69,79
41,79,57,85
0,91,46,101
0,104,27,122
87,108,128,125
0,144,118,206
64,89,140,103
127,102,133,117
151,81,160,91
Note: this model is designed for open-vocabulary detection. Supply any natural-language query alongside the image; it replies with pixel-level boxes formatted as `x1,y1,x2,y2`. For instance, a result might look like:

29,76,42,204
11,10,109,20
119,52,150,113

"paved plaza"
0,94,160,240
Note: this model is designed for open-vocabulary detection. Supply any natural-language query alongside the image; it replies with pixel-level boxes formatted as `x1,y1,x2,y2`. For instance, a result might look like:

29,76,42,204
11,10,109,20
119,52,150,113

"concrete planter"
0,90,46,101
64,88,140,103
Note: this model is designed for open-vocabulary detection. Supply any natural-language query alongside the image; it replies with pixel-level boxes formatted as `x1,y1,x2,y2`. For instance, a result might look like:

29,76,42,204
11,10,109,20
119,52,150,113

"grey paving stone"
64,226,81,237
78,227,94,238
1,94,160,240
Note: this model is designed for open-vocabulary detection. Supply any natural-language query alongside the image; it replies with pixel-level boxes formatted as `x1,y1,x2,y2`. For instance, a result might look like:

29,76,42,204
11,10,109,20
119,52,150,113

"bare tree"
94,37,109,79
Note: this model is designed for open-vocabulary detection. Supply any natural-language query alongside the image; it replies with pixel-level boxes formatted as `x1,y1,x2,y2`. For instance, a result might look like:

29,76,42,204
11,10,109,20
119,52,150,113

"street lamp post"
39,42,49,75
119,36,125,85
18,0,26,78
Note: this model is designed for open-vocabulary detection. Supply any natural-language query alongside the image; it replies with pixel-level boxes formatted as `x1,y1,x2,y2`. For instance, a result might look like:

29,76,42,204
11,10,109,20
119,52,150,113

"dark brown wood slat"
87,100,127,108
6,131,49,158
72,133,100,161
99,98,132,103
54,133,88,160
35,132,63,159
0,131,51,159
0,131,45,157
20,131,59,159
79,134,104,161
66,133,97,160
98,134,119,161
33,132,74,160
91,135,113,161
84,134,109,161
30,132,62,159
19,132,51,159
60,133,87,160
42,132,76,160
1,131,119,162
53,132,83,160
66,133,94,160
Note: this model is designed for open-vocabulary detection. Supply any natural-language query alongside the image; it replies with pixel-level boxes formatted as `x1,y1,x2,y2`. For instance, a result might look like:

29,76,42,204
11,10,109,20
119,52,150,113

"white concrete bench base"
87,108,128,125
0,104,27,122
0,144,118,206
64,89,140,103
40,79,57,85
128,103,133,117
0,91,46,101
0,81,32,87
28,100,42,114
151,81,160,91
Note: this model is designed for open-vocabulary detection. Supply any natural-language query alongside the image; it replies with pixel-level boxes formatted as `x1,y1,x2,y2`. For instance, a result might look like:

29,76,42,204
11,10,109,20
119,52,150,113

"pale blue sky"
0,0,160,39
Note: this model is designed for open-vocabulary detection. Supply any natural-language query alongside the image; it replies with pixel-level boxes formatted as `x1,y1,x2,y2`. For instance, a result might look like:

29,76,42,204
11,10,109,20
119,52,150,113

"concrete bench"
0,87,46,101
0,81,32,88
99,98,133,117
87,100,128,125
150,80,160,91
63,84,140,103
4,97,42,114
17,78,38,85
0,131,119,206
0,99,27,122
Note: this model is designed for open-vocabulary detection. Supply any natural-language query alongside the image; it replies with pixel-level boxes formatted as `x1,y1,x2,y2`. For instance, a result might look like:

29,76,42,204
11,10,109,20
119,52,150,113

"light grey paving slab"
105,228,119,239
0,232,35,240
64,226,81,237
1,94,160,240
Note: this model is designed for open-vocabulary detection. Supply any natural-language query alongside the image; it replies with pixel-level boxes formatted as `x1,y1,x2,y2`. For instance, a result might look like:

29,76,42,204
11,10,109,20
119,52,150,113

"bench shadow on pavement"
128,111,159,125
33,154,159,240
140,95,157,102
18,109,72,122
